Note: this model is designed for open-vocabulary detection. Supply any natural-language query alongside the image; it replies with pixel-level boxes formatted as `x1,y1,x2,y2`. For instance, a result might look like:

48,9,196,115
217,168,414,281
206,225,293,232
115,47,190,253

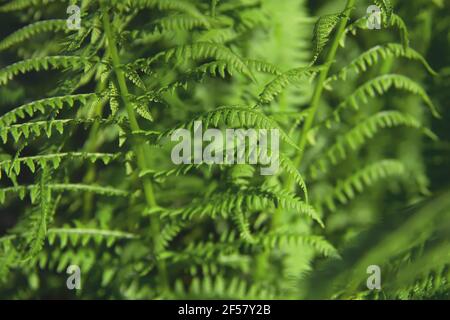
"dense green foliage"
0,0,448,299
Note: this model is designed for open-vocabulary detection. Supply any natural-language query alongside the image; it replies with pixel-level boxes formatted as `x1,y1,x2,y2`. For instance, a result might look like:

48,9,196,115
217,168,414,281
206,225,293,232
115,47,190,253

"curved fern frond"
0,56,93,86
310,111,437,178
0,93,98,127
329,44,437,81
374,0,393,26
321,159,406,211
390,14,410,49
279,153,308,202
259,65,323,104
312,10,349,63
0,20,68,51
328,74,440,123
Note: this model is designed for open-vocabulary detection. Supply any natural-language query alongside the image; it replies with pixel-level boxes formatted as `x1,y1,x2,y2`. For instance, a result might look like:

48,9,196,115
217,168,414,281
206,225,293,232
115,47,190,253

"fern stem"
101,5,168,292
287,0,356,193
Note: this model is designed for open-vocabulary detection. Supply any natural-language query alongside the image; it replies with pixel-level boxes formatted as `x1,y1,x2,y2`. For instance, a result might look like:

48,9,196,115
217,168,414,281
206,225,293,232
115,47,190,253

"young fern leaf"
108,82,120,117
310,111,437,178
348,13,408,49
321,159,406,211
373,0,393,26
0,56,93,86
311,10,349,63
329,44,437,82
390,14,410,49
327,74,440,124
0,20,68,52
258,65,323,104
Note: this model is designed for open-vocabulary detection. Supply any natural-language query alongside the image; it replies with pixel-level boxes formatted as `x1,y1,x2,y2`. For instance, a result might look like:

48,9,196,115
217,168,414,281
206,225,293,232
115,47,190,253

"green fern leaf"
0,56,93,86
330,44,437,81
328,74,440,122
0,20,67,51
310,111,436,178
321,160,406,211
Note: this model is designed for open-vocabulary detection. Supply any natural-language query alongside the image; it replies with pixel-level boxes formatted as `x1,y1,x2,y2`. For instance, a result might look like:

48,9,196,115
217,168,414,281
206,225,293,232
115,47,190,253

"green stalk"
101,5,168,291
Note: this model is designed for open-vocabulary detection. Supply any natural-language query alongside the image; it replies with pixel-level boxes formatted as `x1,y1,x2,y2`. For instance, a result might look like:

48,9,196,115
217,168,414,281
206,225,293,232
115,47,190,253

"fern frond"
0,93,98,127
231,210,255,243
321,160,407,211
328,74,440,122
0,152,119,180
194,28,238,44
0,184,129,204
145,42,255,81
0,118,113,144
0,20,67,51
47,227,138,247
165,106,298,149
166,187,322,226
312,10,349,63
155,14,210,32
279,153,308,202
0,56,93,86
0,0,61,12
245,59,281,76
329,44,437,81
373,0,393,26
119,0,205,21
257,233,339,258
259,65,323,104
172,275,275,299
310,111,436,178
390,14,410,49
20,168,52,260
